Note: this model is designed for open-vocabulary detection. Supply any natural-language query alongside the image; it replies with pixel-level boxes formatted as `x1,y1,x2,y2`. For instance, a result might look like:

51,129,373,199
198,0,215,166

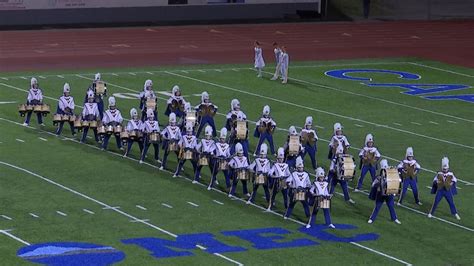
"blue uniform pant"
398,177,420,204
161,140,178,169
56,121,75,136
229,172,249,196
196,116,217,138
81,127,98,143
285,195,310,218
194,161,214,182
24,111,43,125
302,144,317,170
370,195,397,221
211,169,231,188
175,159,197,176
430,189,457,215
268,178,288,209
102,133,122,150
249,182,270,203
329,174,351,201
141,142,160,161
357,165,377,189
97,100,104,120
125,139,143,156
256,132,276,155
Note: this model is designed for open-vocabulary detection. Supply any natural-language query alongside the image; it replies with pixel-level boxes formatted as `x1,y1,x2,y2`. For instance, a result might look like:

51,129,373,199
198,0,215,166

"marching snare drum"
198,154,209,166
181,149,193,160
106,125,114,133
255,173,267,185
336,155,356,181
81,120,90,127
168,140,178,152
53,114,62,123
69,114,76,122
33,105,42,112
41,104,51,114
97,125,106,135
149,132,160,143
26,105,33,111
120,131,129,140
385,168,401,195
294,189,306,201
217,158,228,171
145,98,156,109
318,196,331,209
74,118,83,128
114,125,123,135
89,120,98,128
236,169,249,180
18,104,27,115
61,114,70,121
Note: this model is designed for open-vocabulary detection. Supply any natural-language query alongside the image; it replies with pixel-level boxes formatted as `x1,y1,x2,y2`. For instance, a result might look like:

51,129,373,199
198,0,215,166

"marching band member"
329,145,355,204
254,105,276,156
179,102,194,132
284,126,304,170
284,156,311,219
139,79,157,122
307,167,335,228
271,42,282,81
280,46,289,84
210,128,232,190
225,99,247,131
227,100,250,159
328,122,350,159
81,90,100,143
228,143,250,198
194,126,216,183
195,91,217,138
254,41,265,78
355,134,381,191
140,109,161,164
161,113,182,170
397,147,422,206
174,125,197,178
165,85,186,119
368,159,401,224
124,108,143,157
301,116,319,172
101,96,123,151
428,157,460,220
23,77,44,126
84,73,106,120
55,83,75,136
247,143,271,204
268,147,290,210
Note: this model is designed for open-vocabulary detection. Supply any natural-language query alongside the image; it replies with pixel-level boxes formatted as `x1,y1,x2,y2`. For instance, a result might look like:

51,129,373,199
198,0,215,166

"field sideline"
0,58,473,265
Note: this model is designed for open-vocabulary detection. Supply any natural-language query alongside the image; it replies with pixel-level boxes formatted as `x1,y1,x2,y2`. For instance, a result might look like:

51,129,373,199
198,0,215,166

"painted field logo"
17,242,125,266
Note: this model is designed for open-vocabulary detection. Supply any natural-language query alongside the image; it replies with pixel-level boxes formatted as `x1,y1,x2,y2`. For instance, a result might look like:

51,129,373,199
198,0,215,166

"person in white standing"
254,41,265,78
271,42,282,80
280,46,289,84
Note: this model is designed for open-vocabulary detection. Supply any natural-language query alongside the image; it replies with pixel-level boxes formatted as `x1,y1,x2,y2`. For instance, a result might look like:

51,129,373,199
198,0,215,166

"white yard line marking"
20,77,27,80
198,70,206,73
187,201,199,207
1,77,8,81
111,73,119,76
181,70,189,74
129,72,136,76
146,72,154,75
232,68,239,72
409,62,474,78
15,139,25,143
354,124,364,127
215,69,223,72
57,75,64,79
213,200,224,205
38,137,48,141
393,122,403,126
161,203,173,209
136,205,147,211
165,72,474,149
429,121,439,125
38,76,46,79
0,161,241,265
426,186,432,189
130,218,150,223
29,213,39,218
0,229,31,246
410,122,422,126
56,211,67,217
83,209,95,214
1,215,12,220
447,120,457,124
102,206,120,210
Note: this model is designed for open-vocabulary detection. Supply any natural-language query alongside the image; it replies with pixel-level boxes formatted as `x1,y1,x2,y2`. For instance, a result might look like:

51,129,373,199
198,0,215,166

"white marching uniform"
162,125,182,142
254,47,265,69
249,158,271,175
82,102,100,119
27,88,43,103
215,142,231,158
329,135,350,149
229,155,250,196
286,172,311,189
58,96,75,113
127,120,143,132
102,109,123,125
300,128,319,142
310,181,330,196
280,52,289,82
197,139,216,154
142,120,160,133
179,135,197,150
358,147,381,158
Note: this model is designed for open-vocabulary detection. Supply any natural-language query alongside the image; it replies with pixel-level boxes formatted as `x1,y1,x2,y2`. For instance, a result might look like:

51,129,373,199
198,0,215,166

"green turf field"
0,58,473,265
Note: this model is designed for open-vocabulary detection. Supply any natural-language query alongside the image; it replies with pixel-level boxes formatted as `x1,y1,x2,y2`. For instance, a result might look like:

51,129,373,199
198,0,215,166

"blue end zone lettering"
221,227,318,250
325,69,420,81
424,94,474,103
121,233,245,259
365,83,469,95
299,224,379,242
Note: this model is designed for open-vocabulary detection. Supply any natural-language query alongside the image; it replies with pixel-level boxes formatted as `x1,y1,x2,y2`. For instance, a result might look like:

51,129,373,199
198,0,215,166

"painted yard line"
410,122,422,126
1,77,8,81
136,205,147,211
232,68,239,71
187,201,199,207
130,218,150,223
429,121,439,125
16,138,25,143
426,186,432,189
20,77,27,80
102,206,121,210
29,213,39,218
447,120,457,124
213,200,224,205
38,76,46,79
0,229,31,246
0,161,241,266
215,69,223,72
393,122,403,126
56,211,67,216
354,124,364,127
129,72,137,76
111,73,119,76
1,215,12,220
165,71,474,150
146,72,154,75
198,70,206,73
38,137,48,141
161,203,173,209
408,62,474,78
0,119,409,265
57,75,65,79
83,209,95,214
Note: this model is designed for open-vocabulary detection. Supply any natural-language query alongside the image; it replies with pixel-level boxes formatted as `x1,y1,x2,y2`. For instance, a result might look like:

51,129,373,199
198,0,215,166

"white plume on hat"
365,133,374,145
333,122,342,134
262,105,270,115
205,125,213,136
220,127,227,139
169,112,176,123
305,116,313,126
184,102,192,112
172,85,180,95
406,147,414,157
130,108,138,118
144,79,153,90
146,109,154,118
442,157,449,170
30,77,38,86
201,91,209,102
235,143,243,154
296,156,304,168
87,90,94,98
316,167,325,178
260,143,268,155
108,96,116,107
231,99,240,110
94,73,101,81
63,83,70,93
380,159,389,170
288,126,297,135
277,147,285,159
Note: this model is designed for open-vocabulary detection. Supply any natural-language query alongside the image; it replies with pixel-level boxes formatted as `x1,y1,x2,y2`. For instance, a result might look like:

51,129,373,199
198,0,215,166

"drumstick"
306,195,318,228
